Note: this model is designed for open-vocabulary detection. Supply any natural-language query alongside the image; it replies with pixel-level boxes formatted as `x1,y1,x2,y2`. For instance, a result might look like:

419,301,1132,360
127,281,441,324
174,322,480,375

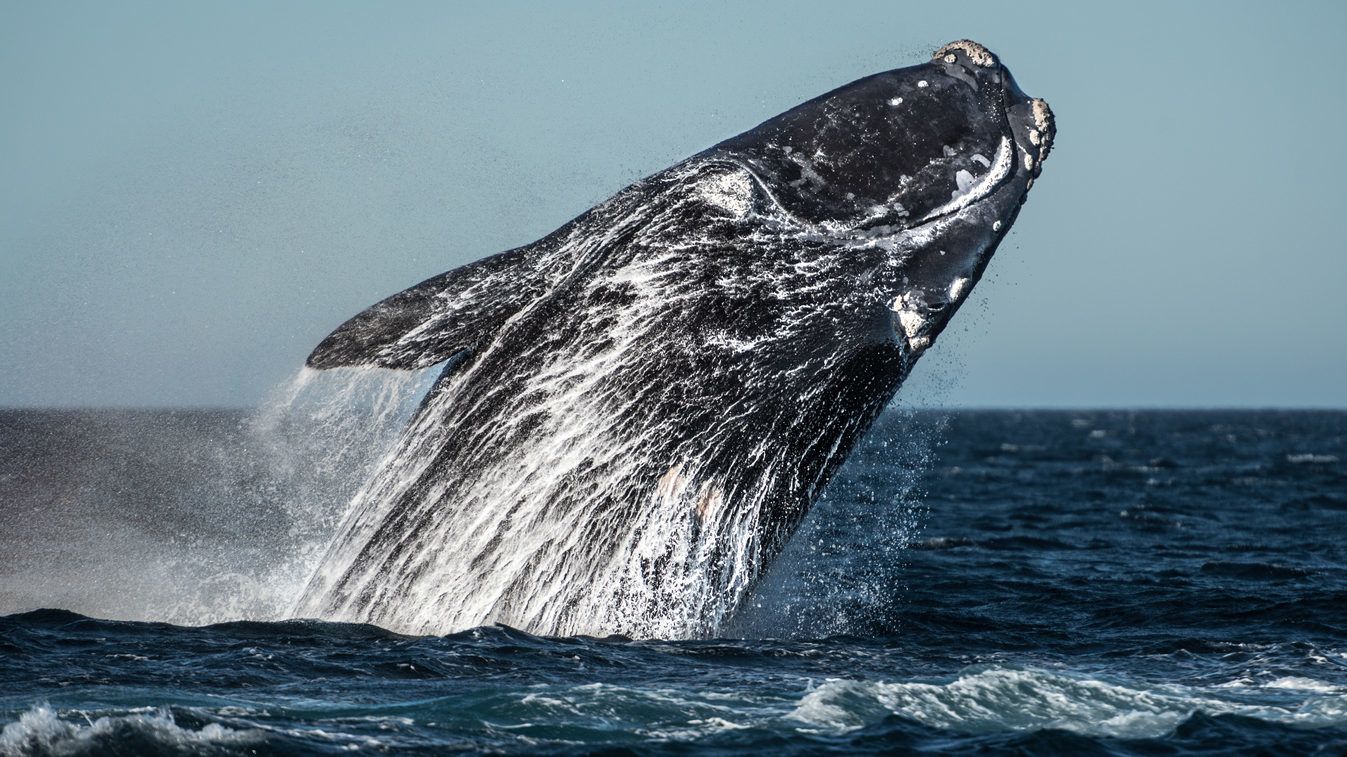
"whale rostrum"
297,41,1056,637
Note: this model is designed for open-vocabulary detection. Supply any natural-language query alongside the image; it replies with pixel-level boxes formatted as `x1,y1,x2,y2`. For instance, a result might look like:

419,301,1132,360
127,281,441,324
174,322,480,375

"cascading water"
290,362,940,640
0,366,437,626
178,366,437,615
249,366,440,540
294,163,923,639
154,366,439,625
729,406,944,638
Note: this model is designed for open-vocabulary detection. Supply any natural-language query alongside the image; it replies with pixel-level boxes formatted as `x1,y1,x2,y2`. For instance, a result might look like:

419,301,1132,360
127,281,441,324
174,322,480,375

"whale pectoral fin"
307,245,547,370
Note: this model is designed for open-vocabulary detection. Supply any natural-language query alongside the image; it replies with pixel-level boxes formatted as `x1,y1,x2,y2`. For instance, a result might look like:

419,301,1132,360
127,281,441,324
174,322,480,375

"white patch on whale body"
787,152,828,190
948,277,969,301
933,40,999,68
888,292,928,344
895,310,926,339
915,137,1013,225
699,169,754,218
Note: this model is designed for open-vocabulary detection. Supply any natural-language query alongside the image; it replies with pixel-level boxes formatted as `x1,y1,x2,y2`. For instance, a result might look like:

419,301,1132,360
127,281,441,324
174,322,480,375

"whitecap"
784,667,1347,740
0,703,264,756
1264,677,1341,693
1286,453,1339,464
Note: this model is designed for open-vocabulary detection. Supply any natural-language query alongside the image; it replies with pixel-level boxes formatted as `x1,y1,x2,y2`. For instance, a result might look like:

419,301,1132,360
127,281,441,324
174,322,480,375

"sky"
2,1,1344,408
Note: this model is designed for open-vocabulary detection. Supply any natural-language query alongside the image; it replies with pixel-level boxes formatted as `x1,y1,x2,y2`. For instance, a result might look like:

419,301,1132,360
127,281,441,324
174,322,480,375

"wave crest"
0,704,262,757
787,667,1347,740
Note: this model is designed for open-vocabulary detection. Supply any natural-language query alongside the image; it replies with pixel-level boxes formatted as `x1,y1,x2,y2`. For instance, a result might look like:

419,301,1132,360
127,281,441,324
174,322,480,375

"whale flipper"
307,245,549,370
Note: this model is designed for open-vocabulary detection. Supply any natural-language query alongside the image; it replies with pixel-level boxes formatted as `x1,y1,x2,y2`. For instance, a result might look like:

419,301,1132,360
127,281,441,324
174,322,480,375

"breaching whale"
297,40,1055,637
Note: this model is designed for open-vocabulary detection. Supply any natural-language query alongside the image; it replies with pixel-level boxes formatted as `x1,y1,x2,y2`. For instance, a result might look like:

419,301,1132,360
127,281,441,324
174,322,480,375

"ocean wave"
1263,676,1343,694
1286,453,1340,465
0,704,263,757
785,667,1347,740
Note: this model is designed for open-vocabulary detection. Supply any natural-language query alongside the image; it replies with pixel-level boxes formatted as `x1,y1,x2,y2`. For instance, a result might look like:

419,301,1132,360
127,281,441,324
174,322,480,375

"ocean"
2,406,1346,754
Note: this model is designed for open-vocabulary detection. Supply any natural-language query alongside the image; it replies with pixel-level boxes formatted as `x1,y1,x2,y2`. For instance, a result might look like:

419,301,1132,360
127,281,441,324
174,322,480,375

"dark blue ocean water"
2,409,1346,754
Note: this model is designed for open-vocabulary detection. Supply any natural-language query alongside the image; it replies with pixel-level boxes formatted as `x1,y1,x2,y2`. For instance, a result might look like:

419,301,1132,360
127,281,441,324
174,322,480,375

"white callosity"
948,276,970,301
1031,98,1055,161
932,40,1000,69
889,292,929,341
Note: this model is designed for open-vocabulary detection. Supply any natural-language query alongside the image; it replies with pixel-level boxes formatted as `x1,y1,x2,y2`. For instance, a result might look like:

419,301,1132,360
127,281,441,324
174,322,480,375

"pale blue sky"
2,1,1344,407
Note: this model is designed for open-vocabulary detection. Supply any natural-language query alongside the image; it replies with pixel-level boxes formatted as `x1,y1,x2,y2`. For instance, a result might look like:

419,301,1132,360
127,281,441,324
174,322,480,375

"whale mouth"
904,135,1015,228
848,52,1054,242
910,43,1055,229
879,41,1056,356
695,38,1053,358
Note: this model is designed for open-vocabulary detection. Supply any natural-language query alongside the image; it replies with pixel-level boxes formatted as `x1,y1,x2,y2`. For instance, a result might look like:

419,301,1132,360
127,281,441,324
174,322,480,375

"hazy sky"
3,1,1344,408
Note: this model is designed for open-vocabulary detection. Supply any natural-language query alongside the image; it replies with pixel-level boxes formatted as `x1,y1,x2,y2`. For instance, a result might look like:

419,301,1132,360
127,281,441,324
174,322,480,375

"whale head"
709,39,1055,356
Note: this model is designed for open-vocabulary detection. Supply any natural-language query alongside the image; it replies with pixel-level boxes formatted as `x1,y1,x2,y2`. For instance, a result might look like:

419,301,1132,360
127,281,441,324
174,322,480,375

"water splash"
730,406,945,637
295,390,943,639
249,366,439,539
294,161,945,639
159,366,437,624
0,367,436,625
0,704,264,755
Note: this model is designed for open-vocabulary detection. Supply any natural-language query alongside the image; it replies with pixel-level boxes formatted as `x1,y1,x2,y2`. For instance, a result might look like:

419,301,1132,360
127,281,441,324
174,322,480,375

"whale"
296,40,1056,637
